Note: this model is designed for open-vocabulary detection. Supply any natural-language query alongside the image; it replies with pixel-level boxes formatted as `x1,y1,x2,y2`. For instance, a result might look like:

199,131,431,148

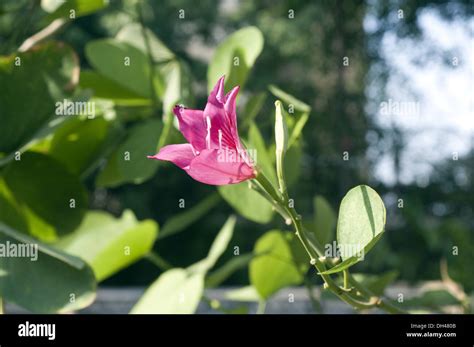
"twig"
19,18,67,52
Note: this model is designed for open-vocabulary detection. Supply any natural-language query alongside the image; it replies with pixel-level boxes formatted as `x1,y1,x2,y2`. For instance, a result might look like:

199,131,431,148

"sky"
366,9,473,186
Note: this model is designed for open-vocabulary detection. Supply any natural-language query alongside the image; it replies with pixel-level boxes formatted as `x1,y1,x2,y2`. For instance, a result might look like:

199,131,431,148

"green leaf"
4,152,88,236
130,268,204,314
0,42,78,155
219,183,273,224
0,222,96,313
320,233,384,275
42,0,108,20
337,185,386,261
206,252,255,288
287,112,309,148
283,141,302,187
207,26,264,92
96,119,162,187
85,39,156,98
131,217,235,313
49,117,109,175
0,179,29,234
268,85,310,148
242,92,267,128
247,122,276,185
313,195,336,246
116,23,175,63
159,60,193,116
219,122,275,224
79,70,150,106
159,193,221,240
55,210,158,282
268,85,311,113
187,216,236,274
225,286,260,302
250,230,307,299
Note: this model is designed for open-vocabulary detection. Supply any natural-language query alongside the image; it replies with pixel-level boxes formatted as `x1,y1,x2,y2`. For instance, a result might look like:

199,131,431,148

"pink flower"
148,76,256,185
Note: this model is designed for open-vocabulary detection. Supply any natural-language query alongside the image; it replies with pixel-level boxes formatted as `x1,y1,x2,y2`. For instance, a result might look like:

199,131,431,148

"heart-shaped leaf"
321,185,386,274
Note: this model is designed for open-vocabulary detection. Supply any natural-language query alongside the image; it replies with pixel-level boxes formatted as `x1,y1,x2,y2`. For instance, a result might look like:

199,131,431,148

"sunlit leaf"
250,230,308,299
313,195,336,246
56,210,158,282
42,0,108,20
208,27,264,92
130,268,204,314
219,183,273,224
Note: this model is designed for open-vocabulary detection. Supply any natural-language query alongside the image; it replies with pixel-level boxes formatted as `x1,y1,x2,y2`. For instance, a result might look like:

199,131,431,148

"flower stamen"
218,129,223,149
205,116,212,149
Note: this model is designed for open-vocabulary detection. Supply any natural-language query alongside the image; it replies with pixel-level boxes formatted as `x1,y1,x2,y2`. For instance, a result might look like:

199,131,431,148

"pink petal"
224,86,242,149
208,76,226,105
186,149,255,185
147,144,195,169
204,77,236,150
173,106,207,151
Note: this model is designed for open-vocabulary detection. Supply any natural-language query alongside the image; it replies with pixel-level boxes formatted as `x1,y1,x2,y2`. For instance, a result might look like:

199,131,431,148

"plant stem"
252,172,406,314
343,269,350,289
256,300,266,314
19,18,67,52
347,274,405,314
0,296,4,314
145,251,173,271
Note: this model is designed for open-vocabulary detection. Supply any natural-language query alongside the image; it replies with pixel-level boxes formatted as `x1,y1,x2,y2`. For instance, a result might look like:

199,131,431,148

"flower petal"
173,105,207,151
208,75,226,105
186,149,255,185
147,143,195,169
204,77,236,150
224,86,242,148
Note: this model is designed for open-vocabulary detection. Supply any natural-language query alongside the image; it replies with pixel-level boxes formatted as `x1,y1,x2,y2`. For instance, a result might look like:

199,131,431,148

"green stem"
348,274,405,314
252,173,406,314
256,300,266,314
250,179,292,222
145,251,173,271
0,296,4,314
343,269,350,290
